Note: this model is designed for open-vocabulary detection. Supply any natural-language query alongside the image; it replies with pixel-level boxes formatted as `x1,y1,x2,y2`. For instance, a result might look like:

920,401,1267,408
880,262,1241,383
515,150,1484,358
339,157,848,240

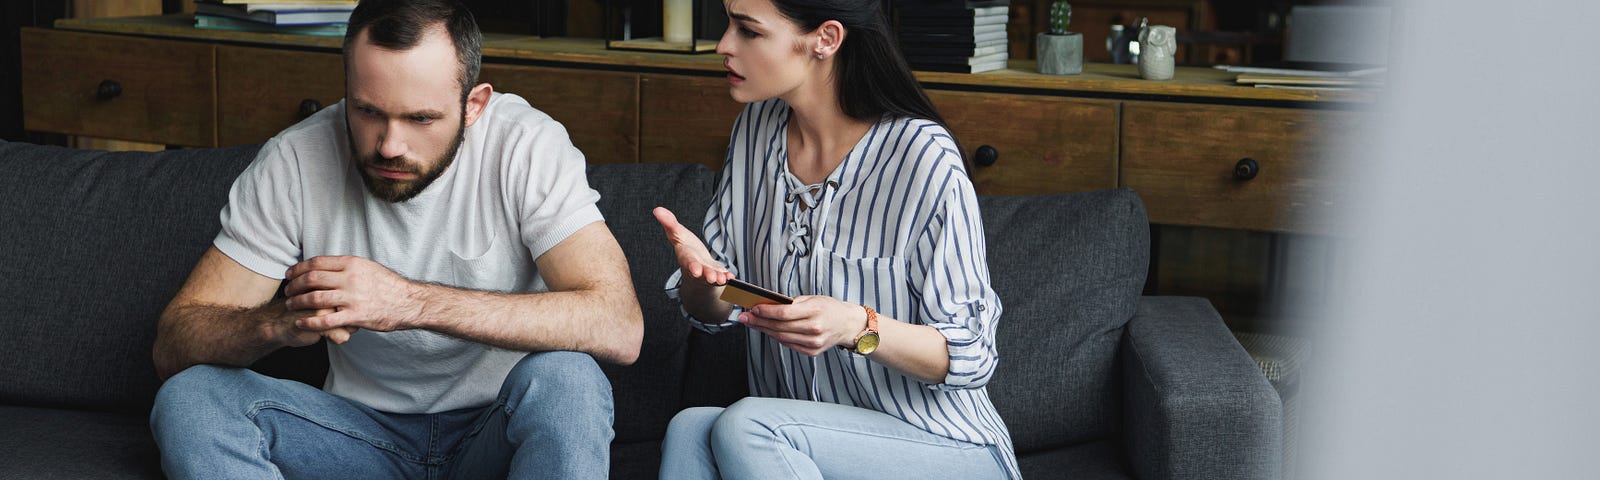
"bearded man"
148,1,641,477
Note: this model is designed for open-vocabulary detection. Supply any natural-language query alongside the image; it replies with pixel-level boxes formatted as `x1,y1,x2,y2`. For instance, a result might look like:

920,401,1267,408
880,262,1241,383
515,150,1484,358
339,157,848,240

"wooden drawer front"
481,64,638,165
639,74,744,171
1120,102,1361,234
929,90,1119,196
217,46,344,146
21,29,215,146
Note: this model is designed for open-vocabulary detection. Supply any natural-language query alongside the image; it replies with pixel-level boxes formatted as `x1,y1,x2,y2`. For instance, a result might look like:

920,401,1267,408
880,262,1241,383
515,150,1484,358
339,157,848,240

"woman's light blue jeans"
660,397,1009,480
149,351,613,479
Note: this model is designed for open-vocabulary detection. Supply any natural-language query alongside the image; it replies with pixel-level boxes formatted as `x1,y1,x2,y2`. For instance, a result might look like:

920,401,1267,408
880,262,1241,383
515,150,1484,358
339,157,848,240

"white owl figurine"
1138,25,1177,80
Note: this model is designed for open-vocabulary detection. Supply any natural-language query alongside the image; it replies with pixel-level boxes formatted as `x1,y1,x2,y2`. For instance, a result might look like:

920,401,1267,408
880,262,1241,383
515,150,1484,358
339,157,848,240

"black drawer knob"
974,145,999,167
1233,158,1260,180
96,80,122,101
298,99,324,119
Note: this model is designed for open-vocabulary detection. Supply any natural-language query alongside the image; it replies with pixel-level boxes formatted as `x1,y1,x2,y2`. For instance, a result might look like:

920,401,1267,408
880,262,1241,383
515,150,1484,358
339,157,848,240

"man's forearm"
413,282,643,365
153,301,294,380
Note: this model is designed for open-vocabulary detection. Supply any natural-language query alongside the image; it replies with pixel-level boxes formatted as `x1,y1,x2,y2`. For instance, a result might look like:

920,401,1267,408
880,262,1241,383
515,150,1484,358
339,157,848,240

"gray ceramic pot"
1037,32,1083,75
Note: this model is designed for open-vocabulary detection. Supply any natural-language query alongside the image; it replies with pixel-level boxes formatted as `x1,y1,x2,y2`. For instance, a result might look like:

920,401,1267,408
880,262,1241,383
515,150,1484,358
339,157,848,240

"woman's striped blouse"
666,99,1019,478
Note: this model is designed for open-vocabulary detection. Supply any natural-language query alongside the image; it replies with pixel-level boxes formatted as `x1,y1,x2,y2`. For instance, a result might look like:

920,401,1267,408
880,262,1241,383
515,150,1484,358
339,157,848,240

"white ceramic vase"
1137,25,1177,80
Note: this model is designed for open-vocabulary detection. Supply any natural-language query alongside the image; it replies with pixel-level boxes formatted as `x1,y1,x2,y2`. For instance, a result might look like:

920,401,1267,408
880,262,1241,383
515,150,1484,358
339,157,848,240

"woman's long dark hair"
772,0,966,163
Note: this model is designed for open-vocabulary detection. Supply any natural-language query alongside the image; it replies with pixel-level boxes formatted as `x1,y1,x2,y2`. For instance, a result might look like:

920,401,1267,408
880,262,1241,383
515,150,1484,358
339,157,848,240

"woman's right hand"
653,207,734,286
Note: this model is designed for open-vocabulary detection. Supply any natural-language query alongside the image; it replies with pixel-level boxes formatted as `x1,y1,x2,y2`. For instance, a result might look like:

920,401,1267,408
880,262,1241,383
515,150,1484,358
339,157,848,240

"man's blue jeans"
150,351,613,479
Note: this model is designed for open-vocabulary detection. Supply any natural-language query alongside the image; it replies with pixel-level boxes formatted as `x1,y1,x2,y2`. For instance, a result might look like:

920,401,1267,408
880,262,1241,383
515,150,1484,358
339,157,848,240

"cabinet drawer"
930,91,1119,196
481,64,638,165
1120,102,1361,234
21,29,216,147
217,46,344,146
639,74,744,171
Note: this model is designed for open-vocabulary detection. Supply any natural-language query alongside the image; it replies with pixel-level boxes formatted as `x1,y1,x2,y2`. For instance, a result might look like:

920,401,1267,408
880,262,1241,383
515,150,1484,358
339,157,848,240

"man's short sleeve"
214,139,303,280
514,121,602,259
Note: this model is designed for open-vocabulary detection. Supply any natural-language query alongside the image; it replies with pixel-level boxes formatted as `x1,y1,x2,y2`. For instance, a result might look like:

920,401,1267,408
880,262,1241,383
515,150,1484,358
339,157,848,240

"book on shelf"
898,14,1008,27
196,1,353,25
895,0,1009,9
899,29,1007,46
911,58,1008,73
898,22,1006,35
1234,73,1382,87
195,14,348,35
1252,84,1367,91
198,1,356,12
1216,61,1387,78
905,51,1008,67
897,5,1009,18
901,43,1007,58
901,39,1006,51
209,0,356,4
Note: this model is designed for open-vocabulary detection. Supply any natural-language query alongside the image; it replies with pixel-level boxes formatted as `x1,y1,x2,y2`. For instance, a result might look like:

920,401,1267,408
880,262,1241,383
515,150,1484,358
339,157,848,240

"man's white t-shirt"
215,92,603,414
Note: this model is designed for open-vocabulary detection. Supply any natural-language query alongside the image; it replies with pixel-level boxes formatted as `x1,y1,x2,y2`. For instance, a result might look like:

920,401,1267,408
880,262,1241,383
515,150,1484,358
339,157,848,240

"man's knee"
154,365,243,408
497,352,616,449
151,365,251,435
501,351,612,409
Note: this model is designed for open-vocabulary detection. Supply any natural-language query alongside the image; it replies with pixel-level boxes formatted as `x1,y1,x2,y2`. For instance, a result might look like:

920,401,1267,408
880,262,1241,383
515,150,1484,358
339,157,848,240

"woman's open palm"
653,207,733,286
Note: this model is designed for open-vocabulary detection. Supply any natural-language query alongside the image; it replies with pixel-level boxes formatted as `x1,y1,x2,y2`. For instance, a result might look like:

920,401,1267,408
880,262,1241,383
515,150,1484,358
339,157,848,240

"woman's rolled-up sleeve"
912,182,1003,391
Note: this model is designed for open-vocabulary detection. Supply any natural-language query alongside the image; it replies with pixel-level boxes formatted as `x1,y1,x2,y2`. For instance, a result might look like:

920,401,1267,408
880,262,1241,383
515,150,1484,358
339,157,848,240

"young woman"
652,0,1019,478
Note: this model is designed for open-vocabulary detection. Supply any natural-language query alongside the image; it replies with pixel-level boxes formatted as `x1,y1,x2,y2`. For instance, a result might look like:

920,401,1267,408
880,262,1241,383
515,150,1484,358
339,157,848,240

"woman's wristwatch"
843,306,880,354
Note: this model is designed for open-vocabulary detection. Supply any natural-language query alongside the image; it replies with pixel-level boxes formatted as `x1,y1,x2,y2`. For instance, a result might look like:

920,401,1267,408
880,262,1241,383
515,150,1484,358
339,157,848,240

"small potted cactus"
1036,1,1083,75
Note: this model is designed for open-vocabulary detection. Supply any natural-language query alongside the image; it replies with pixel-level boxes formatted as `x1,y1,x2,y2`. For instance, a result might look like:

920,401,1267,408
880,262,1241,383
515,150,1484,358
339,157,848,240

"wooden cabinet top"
50,15,1376,107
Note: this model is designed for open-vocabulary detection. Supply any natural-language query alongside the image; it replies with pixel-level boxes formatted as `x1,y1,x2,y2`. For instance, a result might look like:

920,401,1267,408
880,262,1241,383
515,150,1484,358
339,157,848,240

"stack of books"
194,0,357,37
1218,62,1387,90
895,0,1010,73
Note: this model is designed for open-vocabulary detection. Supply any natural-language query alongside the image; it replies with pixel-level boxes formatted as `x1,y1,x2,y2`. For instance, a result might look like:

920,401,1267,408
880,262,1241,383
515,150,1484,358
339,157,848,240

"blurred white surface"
1287,5,1393,65
1298,0,1600,478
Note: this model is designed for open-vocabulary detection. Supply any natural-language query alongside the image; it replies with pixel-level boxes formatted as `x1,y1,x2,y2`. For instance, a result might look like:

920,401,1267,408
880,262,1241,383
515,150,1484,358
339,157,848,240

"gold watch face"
855,332,880,355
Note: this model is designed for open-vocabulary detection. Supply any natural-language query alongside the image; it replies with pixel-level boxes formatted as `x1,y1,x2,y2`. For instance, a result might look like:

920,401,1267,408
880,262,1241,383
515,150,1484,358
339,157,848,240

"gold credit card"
719,278,794,308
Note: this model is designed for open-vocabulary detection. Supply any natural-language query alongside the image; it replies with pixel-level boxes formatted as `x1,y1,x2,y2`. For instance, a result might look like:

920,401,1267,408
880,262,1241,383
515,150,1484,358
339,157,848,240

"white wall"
1298,1,1600,478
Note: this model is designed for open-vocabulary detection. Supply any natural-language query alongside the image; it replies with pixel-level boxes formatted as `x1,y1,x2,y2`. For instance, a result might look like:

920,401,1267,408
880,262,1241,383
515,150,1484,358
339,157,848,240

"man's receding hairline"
349,21,455,53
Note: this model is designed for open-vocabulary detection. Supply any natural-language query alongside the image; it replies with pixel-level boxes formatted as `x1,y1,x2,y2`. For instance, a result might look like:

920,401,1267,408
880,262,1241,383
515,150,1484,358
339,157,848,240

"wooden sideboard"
19,15,1374,236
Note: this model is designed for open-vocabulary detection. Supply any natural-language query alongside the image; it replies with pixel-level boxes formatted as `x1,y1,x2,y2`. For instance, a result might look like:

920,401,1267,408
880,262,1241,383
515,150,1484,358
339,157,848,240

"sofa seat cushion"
586,163,719,443
0,405,162,479
0,141,258,413
1018,439,1132,479
979,189,1150,451
609,440,663,480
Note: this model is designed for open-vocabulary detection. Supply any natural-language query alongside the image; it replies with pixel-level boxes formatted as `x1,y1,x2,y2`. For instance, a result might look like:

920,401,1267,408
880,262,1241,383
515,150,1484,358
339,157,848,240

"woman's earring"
816,53,825,59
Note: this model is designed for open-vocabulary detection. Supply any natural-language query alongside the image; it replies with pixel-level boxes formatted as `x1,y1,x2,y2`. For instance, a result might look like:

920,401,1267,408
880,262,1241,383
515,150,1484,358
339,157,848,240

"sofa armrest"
1119,296,1282,480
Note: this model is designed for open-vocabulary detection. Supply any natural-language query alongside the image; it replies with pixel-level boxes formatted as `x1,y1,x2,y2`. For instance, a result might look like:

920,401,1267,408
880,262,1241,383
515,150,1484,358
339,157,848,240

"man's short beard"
350,112,466,203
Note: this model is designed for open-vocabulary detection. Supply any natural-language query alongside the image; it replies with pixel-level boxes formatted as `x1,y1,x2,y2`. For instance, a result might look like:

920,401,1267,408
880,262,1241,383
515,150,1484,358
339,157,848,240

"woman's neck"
783,87,873,185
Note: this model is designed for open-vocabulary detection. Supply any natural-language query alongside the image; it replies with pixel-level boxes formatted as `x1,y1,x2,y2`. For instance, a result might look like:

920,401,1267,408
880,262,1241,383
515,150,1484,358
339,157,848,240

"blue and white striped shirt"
667,99,1019,478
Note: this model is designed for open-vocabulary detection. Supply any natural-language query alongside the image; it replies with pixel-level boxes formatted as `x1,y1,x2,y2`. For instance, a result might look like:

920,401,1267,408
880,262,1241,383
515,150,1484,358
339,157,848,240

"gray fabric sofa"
0,140,1280,479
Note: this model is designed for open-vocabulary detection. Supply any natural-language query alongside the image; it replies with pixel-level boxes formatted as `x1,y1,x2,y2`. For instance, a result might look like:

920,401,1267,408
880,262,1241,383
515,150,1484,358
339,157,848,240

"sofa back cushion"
0,141,258,413
980,188,1150,452
586,162,723,443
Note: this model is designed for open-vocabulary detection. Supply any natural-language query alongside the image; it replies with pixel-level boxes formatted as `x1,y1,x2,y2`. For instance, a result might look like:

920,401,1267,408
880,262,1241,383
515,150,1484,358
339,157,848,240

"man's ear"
463,82,493,128
814,20,846,59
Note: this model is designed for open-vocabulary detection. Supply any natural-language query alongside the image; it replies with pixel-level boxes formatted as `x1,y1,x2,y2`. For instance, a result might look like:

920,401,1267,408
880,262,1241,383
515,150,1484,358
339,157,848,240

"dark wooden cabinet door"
1120,102,1364,234
480,64,640,165
930,90,1120,196
22,29,216,146
638,74,744,172
216,45,344,146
